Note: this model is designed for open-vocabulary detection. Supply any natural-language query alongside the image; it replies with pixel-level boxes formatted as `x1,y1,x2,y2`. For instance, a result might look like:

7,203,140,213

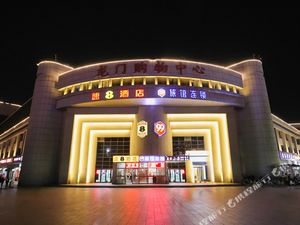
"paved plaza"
0,186,299,225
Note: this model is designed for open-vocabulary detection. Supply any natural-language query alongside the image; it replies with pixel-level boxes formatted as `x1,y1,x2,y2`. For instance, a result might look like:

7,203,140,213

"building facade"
0,59,299,186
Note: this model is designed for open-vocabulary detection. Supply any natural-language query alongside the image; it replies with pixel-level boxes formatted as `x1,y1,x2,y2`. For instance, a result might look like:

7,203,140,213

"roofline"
272,114,300,135
227,59,262,68
58,58,244,77
37,61,74,69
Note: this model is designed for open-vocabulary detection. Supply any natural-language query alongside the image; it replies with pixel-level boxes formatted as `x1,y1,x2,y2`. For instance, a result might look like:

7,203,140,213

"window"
172,136,204,156
297,139,300,145
96,137,130,170
281,145,286,152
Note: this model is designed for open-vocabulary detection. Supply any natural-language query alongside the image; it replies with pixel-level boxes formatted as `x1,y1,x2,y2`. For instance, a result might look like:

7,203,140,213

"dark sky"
0,7,299,122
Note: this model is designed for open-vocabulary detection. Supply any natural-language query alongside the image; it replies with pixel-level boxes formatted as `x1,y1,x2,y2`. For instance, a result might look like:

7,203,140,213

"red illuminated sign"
126,163,140,168
149,162,165,168
0,158,15,164
91,92,100,100
135,89,144,98
120,89,129,98
154,121,167,137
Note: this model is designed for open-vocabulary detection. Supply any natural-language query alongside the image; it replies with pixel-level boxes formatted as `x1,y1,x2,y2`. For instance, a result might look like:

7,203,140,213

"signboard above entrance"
113,155,139,163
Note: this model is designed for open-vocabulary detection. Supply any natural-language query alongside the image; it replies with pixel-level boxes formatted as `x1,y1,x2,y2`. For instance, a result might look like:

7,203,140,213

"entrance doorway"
113,161,167,184
168,169,186,182
193,165,208,182
95,169,112,183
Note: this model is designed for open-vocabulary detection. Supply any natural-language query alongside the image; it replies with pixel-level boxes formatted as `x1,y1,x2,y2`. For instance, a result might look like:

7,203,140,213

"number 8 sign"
154,121,167,137
137,120,148,138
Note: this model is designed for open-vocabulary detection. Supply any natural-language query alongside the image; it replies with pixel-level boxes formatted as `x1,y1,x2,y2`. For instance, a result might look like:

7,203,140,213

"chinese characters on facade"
96,61,205,78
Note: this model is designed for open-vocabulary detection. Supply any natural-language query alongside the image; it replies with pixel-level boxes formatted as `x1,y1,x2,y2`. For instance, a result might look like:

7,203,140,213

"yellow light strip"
172,128,214,182
171,121,223,182
37,60,73,69
226,59,262,68
0,117,29,138
220,114,233,182
86,129,131,183
78,121,132,182
168,113,232,182
0,101,21,107
58,75,243,92
68,114,135,184
272,114,300,135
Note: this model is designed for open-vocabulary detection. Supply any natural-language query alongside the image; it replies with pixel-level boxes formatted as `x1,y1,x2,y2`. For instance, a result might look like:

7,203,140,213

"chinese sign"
137,120,148,138
158,88,207,100
90,87,208,102
139,155,166,162
124,162,165,169
94,60,206,78
165,155,190,161
0,156,22,164
154,121,167,137
279,152,300,161
113,155,139,163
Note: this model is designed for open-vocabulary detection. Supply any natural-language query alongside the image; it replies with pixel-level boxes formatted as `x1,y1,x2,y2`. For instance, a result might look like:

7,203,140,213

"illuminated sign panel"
139,155,165,162
113,155,139,163
279,152,300,161
124,162,165,168
120,89,129,98
105,90,114,99
0,156,23,164
157,88,166,97
91,92,100,100
165,155,190,161
89,87,208,102
113,155,166,164
154,121,167,137
125,163,139,168
135,89,144,98
137,120,148,138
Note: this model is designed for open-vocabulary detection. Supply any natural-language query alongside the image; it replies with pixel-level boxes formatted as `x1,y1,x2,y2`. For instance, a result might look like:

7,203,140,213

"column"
19,61,72,186
135,106,172,156
230,60,280,178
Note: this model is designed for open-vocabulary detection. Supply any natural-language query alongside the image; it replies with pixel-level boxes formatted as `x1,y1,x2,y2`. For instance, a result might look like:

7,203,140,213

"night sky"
0,7,299,122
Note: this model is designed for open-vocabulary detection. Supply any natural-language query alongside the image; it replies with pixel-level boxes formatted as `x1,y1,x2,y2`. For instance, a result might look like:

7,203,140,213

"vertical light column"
19,61,72,186
185,160,194,183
